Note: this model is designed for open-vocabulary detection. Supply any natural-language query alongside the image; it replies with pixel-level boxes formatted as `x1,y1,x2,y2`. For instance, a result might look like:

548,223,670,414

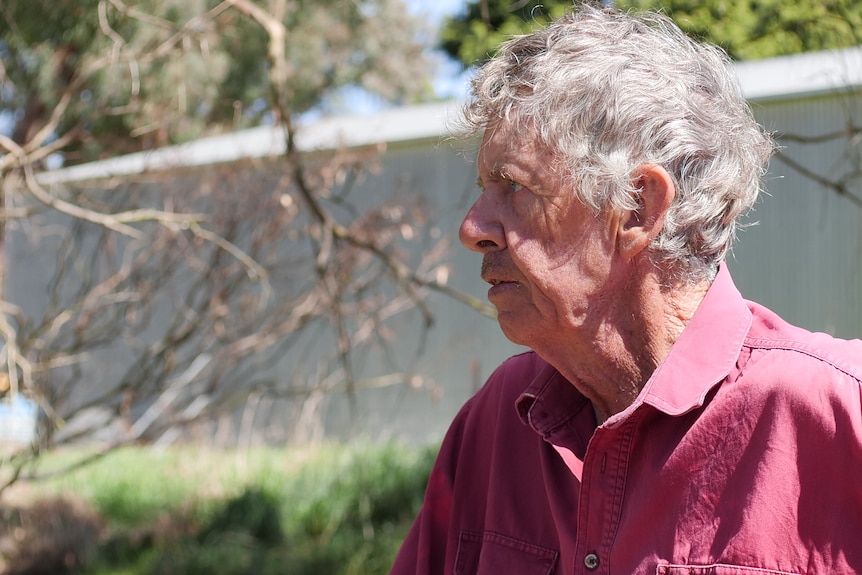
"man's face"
459,123,621,351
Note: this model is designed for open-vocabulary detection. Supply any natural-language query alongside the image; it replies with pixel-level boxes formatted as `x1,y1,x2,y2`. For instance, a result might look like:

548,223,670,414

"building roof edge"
36,46,862,185
737,45,862,102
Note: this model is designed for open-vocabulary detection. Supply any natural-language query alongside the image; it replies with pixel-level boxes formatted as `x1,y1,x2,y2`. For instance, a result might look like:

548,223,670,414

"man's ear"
617,164,675,259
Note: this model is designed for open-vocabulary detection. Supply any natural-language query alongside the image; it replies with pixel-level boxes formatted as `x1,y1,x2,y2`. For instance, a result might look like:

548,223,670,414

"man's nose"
459,195,505,254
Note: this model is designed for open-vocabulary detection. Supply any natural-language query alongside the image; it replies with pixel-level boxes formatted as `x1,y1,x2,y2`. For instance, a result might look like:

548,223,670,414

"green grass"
1,442,437,575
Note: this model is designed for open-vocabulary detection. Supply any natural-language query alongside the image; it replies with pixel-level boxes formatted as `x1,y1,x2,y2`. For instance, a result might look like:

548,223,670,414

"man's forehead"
477,124,525,171
477,124,551,176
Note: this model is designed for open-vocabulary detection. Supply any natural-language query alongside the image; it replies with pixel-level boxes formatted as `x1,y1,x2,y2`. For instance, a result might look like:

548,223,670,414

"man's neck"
547,269,711,424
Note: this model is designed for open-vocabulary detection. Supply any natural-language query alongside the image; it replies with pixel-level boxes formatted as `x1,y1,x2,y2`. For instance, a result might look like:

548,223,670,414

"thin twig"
187,222,272,308
773,151,862,209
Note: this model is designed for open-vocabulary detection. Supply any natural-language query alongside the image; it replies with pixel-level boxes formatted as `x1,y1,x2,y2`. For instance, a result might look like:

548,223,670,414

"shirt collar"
633,262,752,419
516,360,592,438
515,359,594,456
516,263,752,436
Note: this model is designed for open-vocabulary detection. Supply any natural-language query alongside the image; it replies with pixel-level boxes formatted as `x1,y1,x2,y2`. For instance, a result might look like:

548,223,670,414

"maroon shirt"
391,265,862,574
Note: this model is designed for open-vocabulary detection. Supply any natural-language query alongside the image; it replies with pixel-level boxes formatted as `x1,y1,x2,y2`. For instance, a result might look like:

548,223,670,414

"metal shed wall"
8,50,862,444
730,92,862,339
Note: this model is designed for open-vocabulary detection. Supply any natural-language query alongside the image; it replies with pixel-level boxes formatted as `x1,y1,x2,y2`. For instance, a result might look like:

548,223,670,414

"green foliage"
627,0,862,60
143,487,286,575
199,487,283,546
440,0,572,67
12,442,437,575
290,443,435,537
0,0,433,163
440,0,862,67
143,540,285,575
29,446,226,527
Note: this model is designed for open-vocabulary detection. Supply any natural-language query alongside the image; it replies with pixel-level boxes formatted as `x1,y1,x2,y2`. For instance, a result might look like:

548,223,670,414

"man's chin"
496,314,532,348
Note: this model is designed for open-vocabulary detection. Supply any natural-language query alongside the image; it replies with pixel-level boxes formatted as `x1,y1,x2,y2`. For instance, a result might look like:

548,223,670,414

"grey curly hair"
460,4,774,283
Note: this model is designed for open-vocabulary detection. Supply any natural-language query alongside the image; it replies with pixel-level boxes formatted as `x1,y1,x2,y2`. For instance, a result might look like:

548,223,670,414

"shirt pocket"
657,563,804,575
455,531,558,575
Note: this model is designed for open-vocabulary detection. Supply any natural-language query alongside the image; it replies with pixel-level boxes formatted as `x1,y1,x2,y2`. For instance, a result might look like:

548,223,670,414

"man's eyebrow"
476,161,516,190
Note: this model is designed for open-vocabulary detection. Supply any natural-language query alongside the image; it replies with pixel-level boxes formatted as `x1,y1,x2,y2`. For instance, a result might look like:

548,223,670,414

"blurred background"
0,1,860,573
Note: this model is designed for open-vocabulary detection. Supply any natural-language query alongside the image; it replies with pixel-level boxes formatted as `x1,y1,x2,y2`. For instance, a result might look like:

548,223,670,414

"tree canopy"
0,0,433,165
440,0,862,67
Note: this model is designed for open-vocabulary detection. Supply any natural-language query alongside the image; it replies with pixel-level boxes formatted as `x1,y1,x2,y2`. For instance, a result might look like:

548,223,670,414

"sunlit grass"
2,442,437,575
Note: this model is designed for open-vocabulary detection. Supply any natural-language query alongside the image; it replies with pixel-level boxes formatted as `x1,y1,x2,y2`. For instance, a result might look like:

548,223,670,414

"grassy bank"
1,442,437,575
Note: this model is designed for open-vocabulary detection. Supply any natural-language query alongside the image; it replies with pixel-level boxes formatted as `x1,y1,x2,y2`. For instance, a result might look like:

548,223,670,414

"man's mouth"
481,253,522,291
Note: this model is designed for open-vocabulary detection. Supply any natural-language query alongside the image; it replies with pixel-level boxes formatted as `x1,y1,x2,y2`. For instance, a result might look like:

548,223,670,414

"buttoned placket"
572,417,638,574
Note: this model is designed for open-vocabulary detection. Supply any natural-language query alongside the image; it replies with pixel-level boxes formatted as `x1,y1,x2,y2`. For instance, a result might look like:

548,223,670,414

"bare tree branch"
0,0,486,493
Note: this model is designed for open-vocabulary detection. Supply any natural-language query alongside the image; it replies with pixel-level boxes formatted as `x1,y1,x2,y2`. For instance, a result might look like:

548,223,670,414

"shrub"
4,441,437,575
0,495,102,575
198,486,283,546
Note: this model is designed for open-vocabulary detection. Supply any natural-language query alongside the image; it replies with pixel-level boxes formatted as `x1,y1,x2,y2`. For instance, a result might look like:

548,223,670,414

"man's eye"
507,179,524,193
475,176,524,194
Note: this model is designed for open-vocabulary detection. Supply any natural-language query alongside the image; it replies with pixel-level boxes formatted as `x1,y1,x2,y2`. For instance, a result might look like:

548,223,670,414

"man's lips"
484,278,519,286
481,254,521,288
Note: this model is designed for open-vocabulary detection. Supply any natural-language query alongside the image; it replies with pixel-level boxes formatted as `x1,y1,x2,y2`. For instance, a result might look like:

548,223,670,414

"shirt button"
584,552,600,570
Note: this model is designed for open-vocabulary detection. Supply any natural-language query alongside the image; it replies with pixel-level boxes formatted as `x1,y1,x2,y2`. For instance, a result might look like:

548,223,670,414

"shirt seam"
744,337,862,382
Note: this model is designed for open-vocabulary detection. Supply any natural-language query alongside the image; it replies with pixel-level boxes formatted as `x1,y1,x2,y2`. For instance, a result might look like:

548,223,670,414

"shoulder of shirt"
442,351,547,444
744,299,862,382
463,350,547,408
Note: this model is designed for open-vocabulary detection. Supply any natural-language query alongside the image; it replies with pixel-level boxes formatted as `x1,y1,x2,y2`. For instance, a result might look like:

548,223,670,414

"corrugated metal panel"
14,52,862,444
729,93,862,338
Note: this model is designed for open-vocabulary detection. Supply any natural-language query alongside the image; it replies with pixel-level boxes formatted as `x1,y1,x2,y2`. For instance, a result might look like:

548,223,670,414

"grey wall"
730,92,862,339
7,88,860,447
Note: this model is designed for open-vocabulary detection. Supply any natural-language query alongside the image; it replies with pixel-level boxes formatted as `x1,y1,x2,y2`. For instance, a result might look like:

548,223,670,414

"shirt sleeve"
389,399,474,575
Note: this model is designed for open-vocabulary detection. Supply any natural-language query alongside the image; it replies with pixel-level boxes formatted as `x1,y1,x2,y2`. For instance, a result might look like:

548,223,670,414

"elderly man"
390,4,862,575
